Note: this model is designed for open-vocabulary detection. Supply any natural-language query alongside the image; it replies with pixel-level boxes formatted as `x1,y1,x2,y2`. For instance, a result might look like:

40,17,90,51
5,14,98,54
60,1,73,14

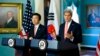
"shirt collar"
65,19,72,24
34,24,40,28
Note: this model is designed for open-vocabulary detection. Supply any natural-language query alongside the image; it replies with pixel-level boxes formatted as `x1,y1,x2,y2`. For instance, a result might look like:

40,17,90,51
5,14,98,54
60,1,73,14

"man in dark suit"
4,11,17,28
58,9,82,56
29,13,46,56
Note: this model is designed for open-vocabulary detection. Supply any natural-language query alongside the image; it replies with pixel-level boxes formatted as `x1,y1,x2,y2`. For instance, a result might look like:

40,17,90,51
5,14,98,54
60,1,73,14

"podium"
30,39,79,56
2,38,26,56
2,38,79,56
2,38,25,47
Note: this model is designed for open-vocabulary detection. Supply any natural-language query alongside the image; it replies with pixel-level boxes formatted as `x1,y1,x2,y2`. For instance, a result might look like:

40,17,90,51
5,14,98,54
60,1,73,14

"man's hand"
29,37,33,40
50,32,56,39
20,36,28,39
64,31,73,39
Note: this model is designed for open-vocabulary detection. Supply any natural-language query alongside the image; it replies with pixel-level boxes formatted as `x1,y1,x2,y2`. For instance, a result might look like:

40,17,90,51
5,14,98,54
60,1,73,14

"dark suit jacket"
28,24,47,39
58,20,82,44
4,18,17,28
28,24,47,56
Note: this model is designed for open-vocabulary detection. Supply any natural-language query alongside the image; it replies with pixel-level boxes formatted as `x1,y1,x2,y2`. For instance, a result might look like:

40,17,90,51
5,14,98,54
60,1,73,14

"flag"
66,2,79,23
19,0,33,39
96,35,100,56
47,0,59,40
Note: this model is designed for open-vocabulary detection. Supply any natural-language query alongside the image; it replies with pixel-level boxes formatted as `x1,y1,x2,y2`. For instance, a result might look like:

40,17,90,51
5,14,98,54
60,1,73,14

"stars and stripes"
19,0,33,39
96,35,100,56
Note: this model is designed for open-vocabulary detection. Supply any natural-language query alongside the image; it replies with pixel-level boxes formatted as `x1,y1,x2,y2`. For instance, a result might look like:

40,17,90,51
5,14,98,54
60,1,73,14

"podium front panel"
2,38,10,46
30,39,40,48
15,38,25,47
47,40,58,50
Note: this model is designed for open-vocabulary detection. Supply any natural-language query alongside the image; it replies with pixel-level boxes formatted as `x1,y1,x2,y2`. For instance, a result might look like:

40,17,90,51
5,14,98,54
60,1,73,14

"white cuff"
70,36,74,42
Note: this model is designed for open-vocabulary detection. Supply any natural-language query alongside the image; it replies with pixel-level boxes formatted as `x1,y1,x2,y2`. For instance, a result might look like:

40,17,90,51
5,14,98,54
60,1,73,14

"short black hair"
32,13,41,21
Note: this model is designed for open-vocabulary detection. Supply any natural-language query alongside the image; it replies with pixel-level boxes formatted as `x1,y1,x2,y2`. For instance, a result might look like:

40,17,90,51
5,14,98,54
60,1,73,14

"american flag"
96,35,100,56
19,0,33,39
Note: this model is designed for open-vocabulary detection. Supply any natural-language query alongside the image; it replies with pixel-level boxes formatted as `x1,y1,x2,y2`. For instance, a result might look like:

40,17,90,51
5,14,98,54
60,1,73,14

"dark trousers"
23,47,30,56
58,48,80,56
23,48,46,56
30,48,46,56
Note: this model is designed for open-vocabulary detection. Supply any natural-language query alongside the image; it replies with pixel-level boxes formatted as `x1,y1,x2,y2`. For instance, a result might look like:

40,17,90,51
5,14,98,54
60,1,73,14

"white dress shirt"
65,20,74,41
34,24,40,35
65,20,72,30
7,17,13,24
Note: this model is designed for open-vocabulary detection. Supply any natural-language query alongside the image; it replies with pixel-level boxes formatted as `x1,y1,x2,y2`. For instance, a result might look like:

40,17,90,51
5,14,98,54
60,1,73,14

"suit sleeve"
73,24,82,44
42,27,47,40
28,26,34,38
57,25,62,41
28,29,34,38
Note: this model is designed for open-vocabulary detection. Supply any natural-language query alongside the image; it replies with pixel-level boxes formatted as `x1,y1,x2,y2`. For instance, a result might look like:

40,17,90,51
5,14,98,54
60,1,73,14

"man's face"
7,12,13,19
64,12,72,22
32,15,40,25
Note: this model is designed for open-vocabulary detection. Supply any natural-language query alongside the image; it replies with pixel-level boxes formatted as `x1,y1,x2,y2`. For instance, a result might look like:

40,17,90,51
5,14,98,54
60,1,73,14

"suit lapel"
35,24,41,37
68,20,74,33
7,18,14,24
62,23,65,39
30,25,34,37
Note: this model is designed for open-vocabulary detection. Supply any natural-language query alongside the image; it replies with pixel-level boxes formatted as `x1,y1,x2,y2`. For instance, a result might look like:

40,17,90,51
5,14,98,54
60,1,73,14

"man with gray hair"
58,9,82,56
